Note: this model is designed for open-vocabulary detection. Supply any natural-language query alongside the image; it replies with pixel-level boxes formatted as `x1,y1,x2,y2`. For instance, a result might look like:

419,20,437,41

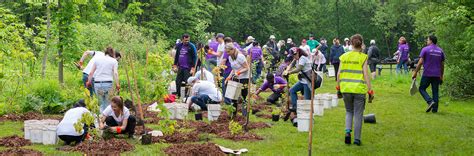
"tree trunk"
58,1,64,84
41,0,51,78
336,0,340,38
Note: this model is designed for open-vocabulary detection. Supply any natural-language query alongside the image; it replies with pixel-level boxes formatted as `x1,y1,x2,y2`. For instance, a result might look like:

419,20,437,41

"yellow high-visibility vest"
339,51,368,94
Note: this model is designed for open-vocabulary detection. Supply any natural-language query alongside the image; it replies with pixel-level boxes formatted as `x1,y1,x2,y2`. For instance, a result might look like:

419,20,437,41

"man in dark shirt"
367,40,380,79
173,34,197,98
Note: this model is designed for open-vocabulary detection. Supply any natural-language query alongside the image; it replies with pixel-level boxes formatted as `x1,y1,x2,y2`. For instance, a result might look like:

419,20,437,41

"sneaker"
354,139,361,146
426,101,435,112
345,133,351,144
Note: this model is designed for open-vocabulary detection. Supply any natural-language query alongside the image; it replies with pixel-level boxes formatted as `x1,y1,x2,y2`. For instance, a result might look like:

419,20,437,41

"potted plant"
195,112,203,121
271,109,281,122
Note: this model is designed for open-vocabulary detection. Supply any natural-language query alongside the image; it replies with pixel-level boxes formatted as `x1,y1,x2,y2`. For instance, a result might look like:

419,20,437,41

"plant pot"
195,113,203,121
272,115,280,122
141,133,152,145
363,114,376,123
252,109,260,115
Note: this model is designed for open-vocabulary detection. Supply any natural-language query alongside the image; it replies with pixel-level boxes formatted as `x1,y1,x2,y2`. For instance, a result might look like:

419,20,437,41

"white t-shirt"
83,51,105,75
102,105,130,125
194,69,215,83
298,56,312,84
57,107,91,136
312,50,326,65
192,80,222,102
299,45,311,55
93,55,118,81
216,42,226,65
228,53,250,79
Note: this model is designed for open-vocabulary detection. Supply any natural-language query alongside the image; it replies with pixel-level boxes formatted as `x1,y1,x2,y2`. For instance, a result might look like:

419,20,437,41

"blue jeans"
191,94,219,111
82,73,94,97
221,72,232,104
94,82,113,113
252,60,263,83
290,81,311,110
419,76,440,111
396,60,409,74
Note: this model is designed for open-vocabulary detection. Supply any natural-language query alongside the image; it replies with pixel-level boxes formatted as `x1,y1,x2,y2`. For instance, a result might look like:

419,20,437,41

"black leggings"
58,125,88,145
105,115,136,135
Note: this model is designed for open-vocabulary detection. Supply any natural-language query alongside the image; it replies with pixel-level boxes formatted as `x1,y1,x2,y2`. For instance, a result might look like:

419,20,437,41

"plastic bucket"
364,114,376,123
327,65,335,77
174,103,188,120
225,81,243,100
313,101,324,117
296,118,311,132
331,94,339,107
207,104,221,121
164,103,177,119
42,125,58,145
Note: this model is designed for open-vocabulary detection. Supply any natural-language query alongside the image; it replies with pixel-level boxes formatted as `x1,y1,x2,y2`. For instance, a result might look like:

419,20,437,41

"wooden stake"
244,54,252,132
308,70,316,156
129,55,145,122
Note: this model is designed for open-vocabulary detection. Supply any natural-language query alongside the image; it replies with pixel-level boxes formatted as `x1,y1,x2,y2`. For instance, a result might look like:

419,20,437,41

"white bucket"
164,103,177,119
327,65,335,77
313,100,324,116
296,118,312,132
174,103,189,120
24,120,40,140
322,95,331,109
331,94,339,107
30,124,43,143
207,104,221,121
42,125,58,145
225,81,243,100
180,87,186,98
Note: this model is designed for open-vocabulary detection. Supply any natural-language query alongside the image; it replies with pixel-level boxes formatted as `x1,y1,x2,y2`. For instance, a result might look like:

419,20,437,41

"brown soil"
0,148,43,156
0,112,62,122
217,131,263,141
247,122,271,130
60,138,134,155
255,113,272,119
0,135,31,147
134,126,153,135
252,102,273,112
151,131,200,144
163,143,225,156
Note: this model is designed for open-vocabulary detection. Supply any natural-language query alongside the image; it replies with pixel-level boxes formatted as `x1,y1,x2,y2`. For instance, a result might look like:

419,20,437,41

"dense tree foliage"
0,0,472,115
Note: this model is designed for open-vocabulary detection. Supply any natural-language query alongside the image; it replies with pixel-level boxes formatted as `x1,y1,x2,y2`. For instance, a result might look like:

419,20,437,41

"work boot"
426,101,435,112
354,139,361,146
345,133,351,145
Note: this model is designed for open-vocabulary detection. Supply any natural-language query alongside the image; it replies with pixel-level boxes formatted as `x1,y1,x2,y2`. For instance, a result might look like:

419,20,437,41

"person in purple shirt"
396,37,410,74
412,35,445,113
249,42,265,84
253,74,287,105
173,34,197,98
206,37,219,70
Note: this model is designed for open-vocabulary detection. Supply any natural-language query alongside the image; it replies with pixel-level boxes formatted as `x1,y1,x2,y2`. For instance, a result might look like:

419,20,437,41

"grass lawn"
1,68,473,155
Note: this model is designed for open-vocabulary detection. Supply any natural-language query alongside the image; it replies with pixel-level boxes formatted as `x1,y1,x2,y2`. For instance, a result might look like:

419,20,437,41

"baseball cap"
287,38,292,43
344,38,349,41
370,40,376,44
302,39,307,43
269,35,276,39
216,33,225,39
247,36,255,40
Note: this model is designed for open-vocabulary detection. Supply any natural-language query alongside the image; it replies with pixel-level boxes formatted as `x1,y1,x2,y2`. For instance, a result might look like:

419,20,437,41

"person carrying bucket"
336,34,374,146
224,43,250,115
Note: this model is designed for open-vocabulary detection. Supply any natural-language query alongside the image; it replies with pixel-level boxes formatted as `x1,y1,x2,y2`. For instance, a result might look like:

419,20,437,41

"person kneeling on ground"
99,96,136,138
57,99,91,145
187,76,222,111
253,74,287,105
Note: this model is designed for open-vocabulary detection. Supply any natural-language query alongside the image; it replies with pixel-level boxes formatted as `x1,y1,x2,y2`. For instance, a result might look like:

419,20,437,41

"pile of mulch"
247,122,271,130
0,148,43,156
163,143,225,156
60,138,134,155
0,135,31,147
217,131,263,141
151,131,200,144
252,102,273,113
0,112,62,122
134,126,153,135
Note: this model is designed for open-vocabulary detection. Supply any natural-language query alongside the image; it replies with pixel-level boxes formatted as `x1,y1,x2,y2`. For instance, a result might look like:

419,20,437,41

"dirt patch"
0,112,62,122
255,113,272,119
151,131,200,144
252,103,273,112
134,126,153,135
163,143,225,156
0,135,31,147
217,131,263,141
247,122,271,130
60,138,134,155
0,148,43,156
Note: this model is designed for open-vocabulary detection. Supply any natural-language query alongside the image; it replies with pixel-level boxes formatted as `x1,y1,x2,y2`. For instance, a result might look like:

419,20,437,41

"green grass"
1,69,473,155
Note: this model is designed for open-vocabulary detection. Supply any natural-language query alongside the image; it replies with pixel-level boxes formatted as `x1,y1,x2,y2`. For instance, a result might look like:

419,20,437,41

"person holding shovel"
224,43,250,113
86,47,120,113
99,96,136,138
336,34,373,146
253,73,287,105
412,35,445,113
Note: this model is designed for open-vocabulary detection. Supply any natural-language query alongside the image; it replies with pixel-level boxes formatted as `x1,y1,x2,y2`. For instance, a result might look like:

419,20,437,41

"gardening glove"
336,86,343,99
236,70,241,76
368,90,375,103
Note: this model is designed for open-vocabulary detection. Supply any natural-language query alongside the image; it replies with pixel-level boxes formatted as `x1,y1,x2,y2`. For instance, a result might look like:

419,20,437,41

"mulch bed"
0,112,62,122
134,126,153,135
0,135,31,147
217,131,263,141
252,102,273,113
151,131,200,144
255,113,272,119
163,143,225,156
0,148,42,156
60,138,134,155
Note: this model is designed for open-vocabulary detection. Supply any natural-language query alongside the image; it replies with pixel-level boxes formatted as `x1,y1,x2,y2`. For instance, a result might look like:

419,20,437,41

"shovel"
363,94,376,123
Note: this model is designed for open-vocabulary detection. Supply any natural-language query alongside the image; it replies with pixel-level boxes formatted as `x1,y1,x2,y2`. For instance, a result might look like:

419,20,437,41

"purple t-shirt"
207,41,219,59
259,76,287,94
398,44,409,61
249,47,263,61
420,44,445,77
222,51,232,74
178,45,191,69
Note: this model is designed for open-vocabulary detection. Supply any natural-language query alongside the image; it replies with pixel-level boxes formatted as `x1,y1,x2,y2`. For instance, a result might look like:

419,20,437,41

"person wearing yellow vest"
336,34,374,146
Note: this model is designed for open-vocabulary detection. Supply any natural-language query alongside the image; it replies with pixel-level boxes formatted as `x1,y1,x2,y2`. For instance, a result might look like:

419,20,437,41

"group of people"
55,31,444,147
